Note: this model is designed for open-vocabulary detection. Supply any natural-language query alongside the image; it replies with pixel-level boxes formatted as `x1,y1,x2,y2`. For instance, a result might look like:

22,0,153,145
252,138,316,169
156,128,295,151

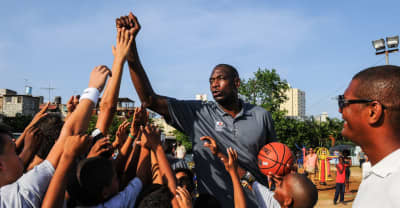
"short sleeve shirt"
80,177,143,208
252,181,281,208
353,149,400,208
0,160,55,208
166,99,276,208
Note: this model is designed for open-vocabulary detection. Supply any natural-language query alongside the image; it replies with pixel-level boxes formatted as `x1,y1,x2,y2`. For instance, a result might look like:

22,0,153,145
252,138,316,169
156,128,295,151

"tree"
172,129,192,152
239,68,289,113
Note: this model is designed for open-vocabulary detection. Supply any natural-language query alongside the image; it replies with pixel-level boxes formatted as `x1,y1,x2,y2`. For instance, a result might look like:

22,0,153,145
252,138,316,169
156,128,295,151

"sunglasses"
337,95,373,110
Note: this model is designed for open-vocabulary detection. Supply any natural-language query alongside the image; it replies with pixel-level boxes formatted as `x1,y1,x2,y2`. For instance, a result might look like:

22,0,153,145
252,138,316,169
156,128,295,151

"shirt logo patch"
215,121,225,131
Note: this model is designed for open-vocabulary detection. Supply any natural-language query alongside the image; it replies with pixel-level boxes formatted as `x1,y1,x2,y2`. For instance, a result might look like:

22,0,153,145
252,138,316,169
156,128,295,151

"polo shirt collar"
215,99,251,118
368,148,400,178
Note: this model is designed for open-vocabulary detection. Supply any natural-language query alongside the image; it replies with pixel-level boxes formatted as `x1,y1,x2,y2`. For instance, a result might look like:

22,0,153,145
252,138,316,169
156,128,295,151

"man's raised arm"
116,12,169,117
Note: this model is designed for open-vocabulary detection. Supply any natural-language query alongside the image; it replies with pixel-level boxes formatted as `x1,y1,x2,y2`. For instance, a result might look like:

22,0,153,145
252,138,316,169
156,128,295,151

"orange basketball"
257,142,294,176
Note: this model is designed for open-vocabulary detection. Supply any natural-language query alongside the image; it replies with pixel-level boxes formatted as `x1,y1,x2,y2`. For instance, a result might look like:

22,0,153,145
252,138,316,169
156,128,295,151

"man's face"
0,135,24,185
339,80,365,144
209,67,238,104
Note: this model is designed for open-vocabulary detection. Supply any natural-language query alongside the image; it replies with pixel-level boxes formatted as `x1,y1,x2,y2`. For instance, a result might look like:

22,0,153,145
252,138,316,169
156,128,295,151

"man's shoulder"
242,102,270,114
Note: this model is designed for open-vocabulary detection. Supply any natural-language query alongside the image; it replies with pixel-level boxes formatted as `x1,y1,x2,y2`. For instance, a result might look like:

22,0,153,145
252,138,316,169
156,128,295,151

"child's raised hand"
112,27,133,60
223,147,239,174
140,124,161,150
200,136,218,155
176,186,192,208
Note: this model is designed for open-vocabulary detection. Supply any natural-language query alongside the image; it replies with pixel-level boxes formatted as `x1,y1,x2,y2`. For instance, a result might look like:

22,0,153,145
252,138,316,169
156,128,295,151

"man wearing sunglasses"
339,65,400,208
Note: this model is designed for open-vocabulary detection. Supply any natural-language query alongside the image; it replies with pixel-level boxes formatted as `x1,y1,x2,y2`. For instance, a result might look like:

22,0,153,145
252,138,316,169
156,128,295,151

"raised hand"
200,136,218,155
88,65,112,92
116,12,141,38
176,186,192,208
87,137,113,158
114,120,130,149
27,102,49,130
140,124,161,150
112,28,133,60
130,106,148,138
66,95,80,114
223,147,239,173
64,134,92,158
22,126,42,154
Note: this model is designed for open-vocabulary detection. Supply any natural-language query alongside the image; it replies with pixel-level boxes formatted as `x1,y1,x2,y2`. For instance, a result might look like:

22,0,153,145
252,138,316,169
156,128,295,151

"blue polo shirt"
166,98,276,208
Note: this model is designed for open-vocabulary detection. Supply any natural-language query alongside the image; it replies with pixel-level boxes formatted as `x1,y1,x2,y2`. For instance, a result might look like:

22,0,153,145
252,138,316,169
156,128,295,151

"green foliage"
3,114,33,132
87,115,126,142
172,129,192,152
239,67,349,150
239,68,290,112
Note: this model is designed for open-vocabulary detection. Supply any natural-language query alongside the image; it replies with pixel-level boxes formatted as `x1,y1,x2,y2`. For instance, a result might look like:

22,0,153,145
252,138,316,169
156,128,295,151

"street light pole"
372,36,399,65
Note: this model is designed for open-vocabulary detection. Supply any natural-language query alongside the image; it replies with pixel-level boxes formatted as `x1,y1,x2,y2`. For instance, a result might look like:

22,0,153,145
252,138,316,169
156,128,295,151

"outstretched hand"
222,147,239,174
23,126,43,153
87,137,113,158
114,120,130,149
115,12,141,38
112,27,134,60
88,65,112,92
130,106,148,138
200,136,218,155
66,95,80,114
176,186,192,208
140,124,161,150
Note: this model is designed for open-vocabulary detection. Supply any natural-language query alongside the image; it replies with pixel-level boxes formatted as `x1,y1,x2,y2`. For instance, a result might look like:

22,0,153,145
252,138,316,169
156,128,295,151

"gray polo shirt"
166,98,276,208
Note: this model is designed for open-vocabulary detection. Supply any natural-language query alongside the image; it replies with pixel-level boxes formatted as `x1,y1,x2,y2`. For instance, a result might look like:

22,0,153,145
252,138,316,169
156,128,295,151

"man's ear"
367,101,384,125
283,196,293,208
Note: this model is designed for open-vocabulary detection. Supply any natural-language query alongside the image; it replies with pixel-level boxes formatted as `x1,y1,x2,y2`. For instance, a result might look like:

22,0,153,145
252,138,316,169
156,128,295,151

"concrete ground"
301,166,362,208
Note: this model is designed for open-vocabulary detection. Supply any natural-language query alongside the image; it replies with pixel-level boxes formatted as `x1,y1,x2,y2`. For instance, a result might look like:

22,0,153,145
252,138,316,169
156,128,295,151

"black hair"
214,64,239,80
70,157,115,206
36,113,64,159
194,193,221,208
352,65,400,125
289,173,318,208
175,168,195,194
0,123,12,155
136,184,174,208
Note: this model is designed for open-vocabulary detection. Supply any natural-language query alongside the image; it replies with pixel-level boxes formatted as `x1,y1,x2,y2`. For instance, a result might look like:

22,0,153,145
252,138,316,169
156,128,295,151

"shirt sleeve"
166,98,203,136
0,160,55,208
265,111,277,141
252,181,281,208
98,177,143,208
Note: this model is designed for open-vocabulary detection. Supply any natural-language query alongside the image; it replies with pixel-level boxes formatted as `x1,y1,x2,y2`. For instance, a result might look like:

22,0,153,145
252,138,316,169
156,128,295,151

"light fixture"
386,36,399,49
372,39,386,51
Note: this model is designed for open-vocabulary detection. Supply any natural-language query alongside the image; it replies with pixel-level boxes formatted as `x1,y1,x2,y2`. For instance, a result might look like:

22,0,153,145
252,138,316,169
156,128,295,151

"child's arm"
95,28,133,134
141,124,179,208
222,147,247,208
41,135,91,208
336,164,344,174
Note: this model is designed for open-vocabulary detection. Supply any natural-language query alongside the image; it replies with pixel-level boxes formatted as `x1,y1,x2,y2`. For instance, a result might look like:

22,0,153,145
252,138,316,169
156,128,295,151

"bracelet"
128,133,136,139
80,88,100,106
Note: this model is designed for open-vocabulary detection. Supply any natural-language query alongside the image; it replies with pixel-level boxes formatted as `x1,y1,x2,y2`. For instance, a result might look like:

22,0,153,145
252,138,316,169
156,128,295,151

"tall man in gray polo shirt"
116,13,276,207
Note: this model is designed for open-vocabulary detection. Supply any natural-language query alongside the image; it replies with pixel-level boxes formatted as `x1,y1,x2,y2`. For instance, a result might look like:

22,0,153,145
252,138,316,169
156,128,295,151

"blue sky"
1,0,399,118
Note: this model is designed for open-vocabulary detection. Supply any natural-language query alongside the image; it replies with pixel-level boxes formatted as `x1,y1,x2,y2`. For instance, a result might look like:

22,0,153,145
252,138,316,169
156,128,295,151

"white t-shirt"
0,160,55,208
80,177,143,208
176,145,186,159
252,181,281,208
353,149,400,208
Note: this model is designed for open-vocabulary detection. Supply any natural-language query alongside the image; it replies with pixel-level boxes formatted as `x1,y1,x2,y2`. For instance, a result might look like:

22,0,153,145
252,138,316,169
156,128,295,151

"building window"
5,97,11,103
17,96,22,103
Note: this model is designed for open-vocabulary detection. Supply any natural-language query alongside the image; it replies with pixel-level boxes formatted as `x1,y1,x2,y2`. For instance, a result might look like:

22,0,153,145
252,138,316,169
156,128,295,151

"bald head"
286,173,318,208
352,65,400,126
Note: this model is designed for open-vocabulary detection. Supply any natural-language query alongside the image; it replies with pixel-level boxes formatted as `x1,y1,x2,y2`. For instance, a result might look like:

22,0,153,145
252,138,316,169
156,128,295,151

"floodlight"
372,39,386,51
386,36,399,48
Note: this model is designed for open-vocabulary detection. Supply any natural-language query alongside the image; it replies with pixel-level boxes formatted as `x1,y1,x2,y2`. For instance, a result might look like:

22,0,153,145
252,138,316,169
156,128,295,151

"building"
280,88,306,118
195,94,208,101
2,94,40,117
153,117,177,136
314,112,329,123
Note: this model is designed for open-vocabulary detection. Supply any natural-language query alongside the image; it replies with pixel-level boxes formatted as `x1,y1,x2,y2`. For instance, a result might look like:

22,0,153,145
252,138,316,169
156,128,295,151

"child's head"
0,123,24,187
273,173,318,208
35,113,63,159
135,184,174,208
72,156,119,205
175,168,195,194
339,156,344,164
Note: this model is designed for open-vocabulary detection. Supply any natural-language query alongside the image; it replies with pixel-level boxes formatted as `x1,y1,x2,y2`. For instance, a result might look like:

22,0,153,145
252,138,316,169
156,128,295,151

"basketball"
258,142,294,176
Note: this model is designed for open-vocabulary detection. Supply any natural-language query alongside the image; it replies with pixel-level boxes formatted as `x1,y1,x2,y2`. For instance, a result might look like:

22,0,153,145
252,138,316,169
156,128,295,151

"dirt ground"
300,166,362,208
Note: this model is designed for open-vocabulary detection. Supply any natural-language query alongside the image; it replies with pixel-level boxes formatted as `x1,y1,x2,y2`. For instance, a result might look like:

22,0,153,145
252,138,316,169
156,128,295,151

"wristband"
128,133,136,139
80,88,100,106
